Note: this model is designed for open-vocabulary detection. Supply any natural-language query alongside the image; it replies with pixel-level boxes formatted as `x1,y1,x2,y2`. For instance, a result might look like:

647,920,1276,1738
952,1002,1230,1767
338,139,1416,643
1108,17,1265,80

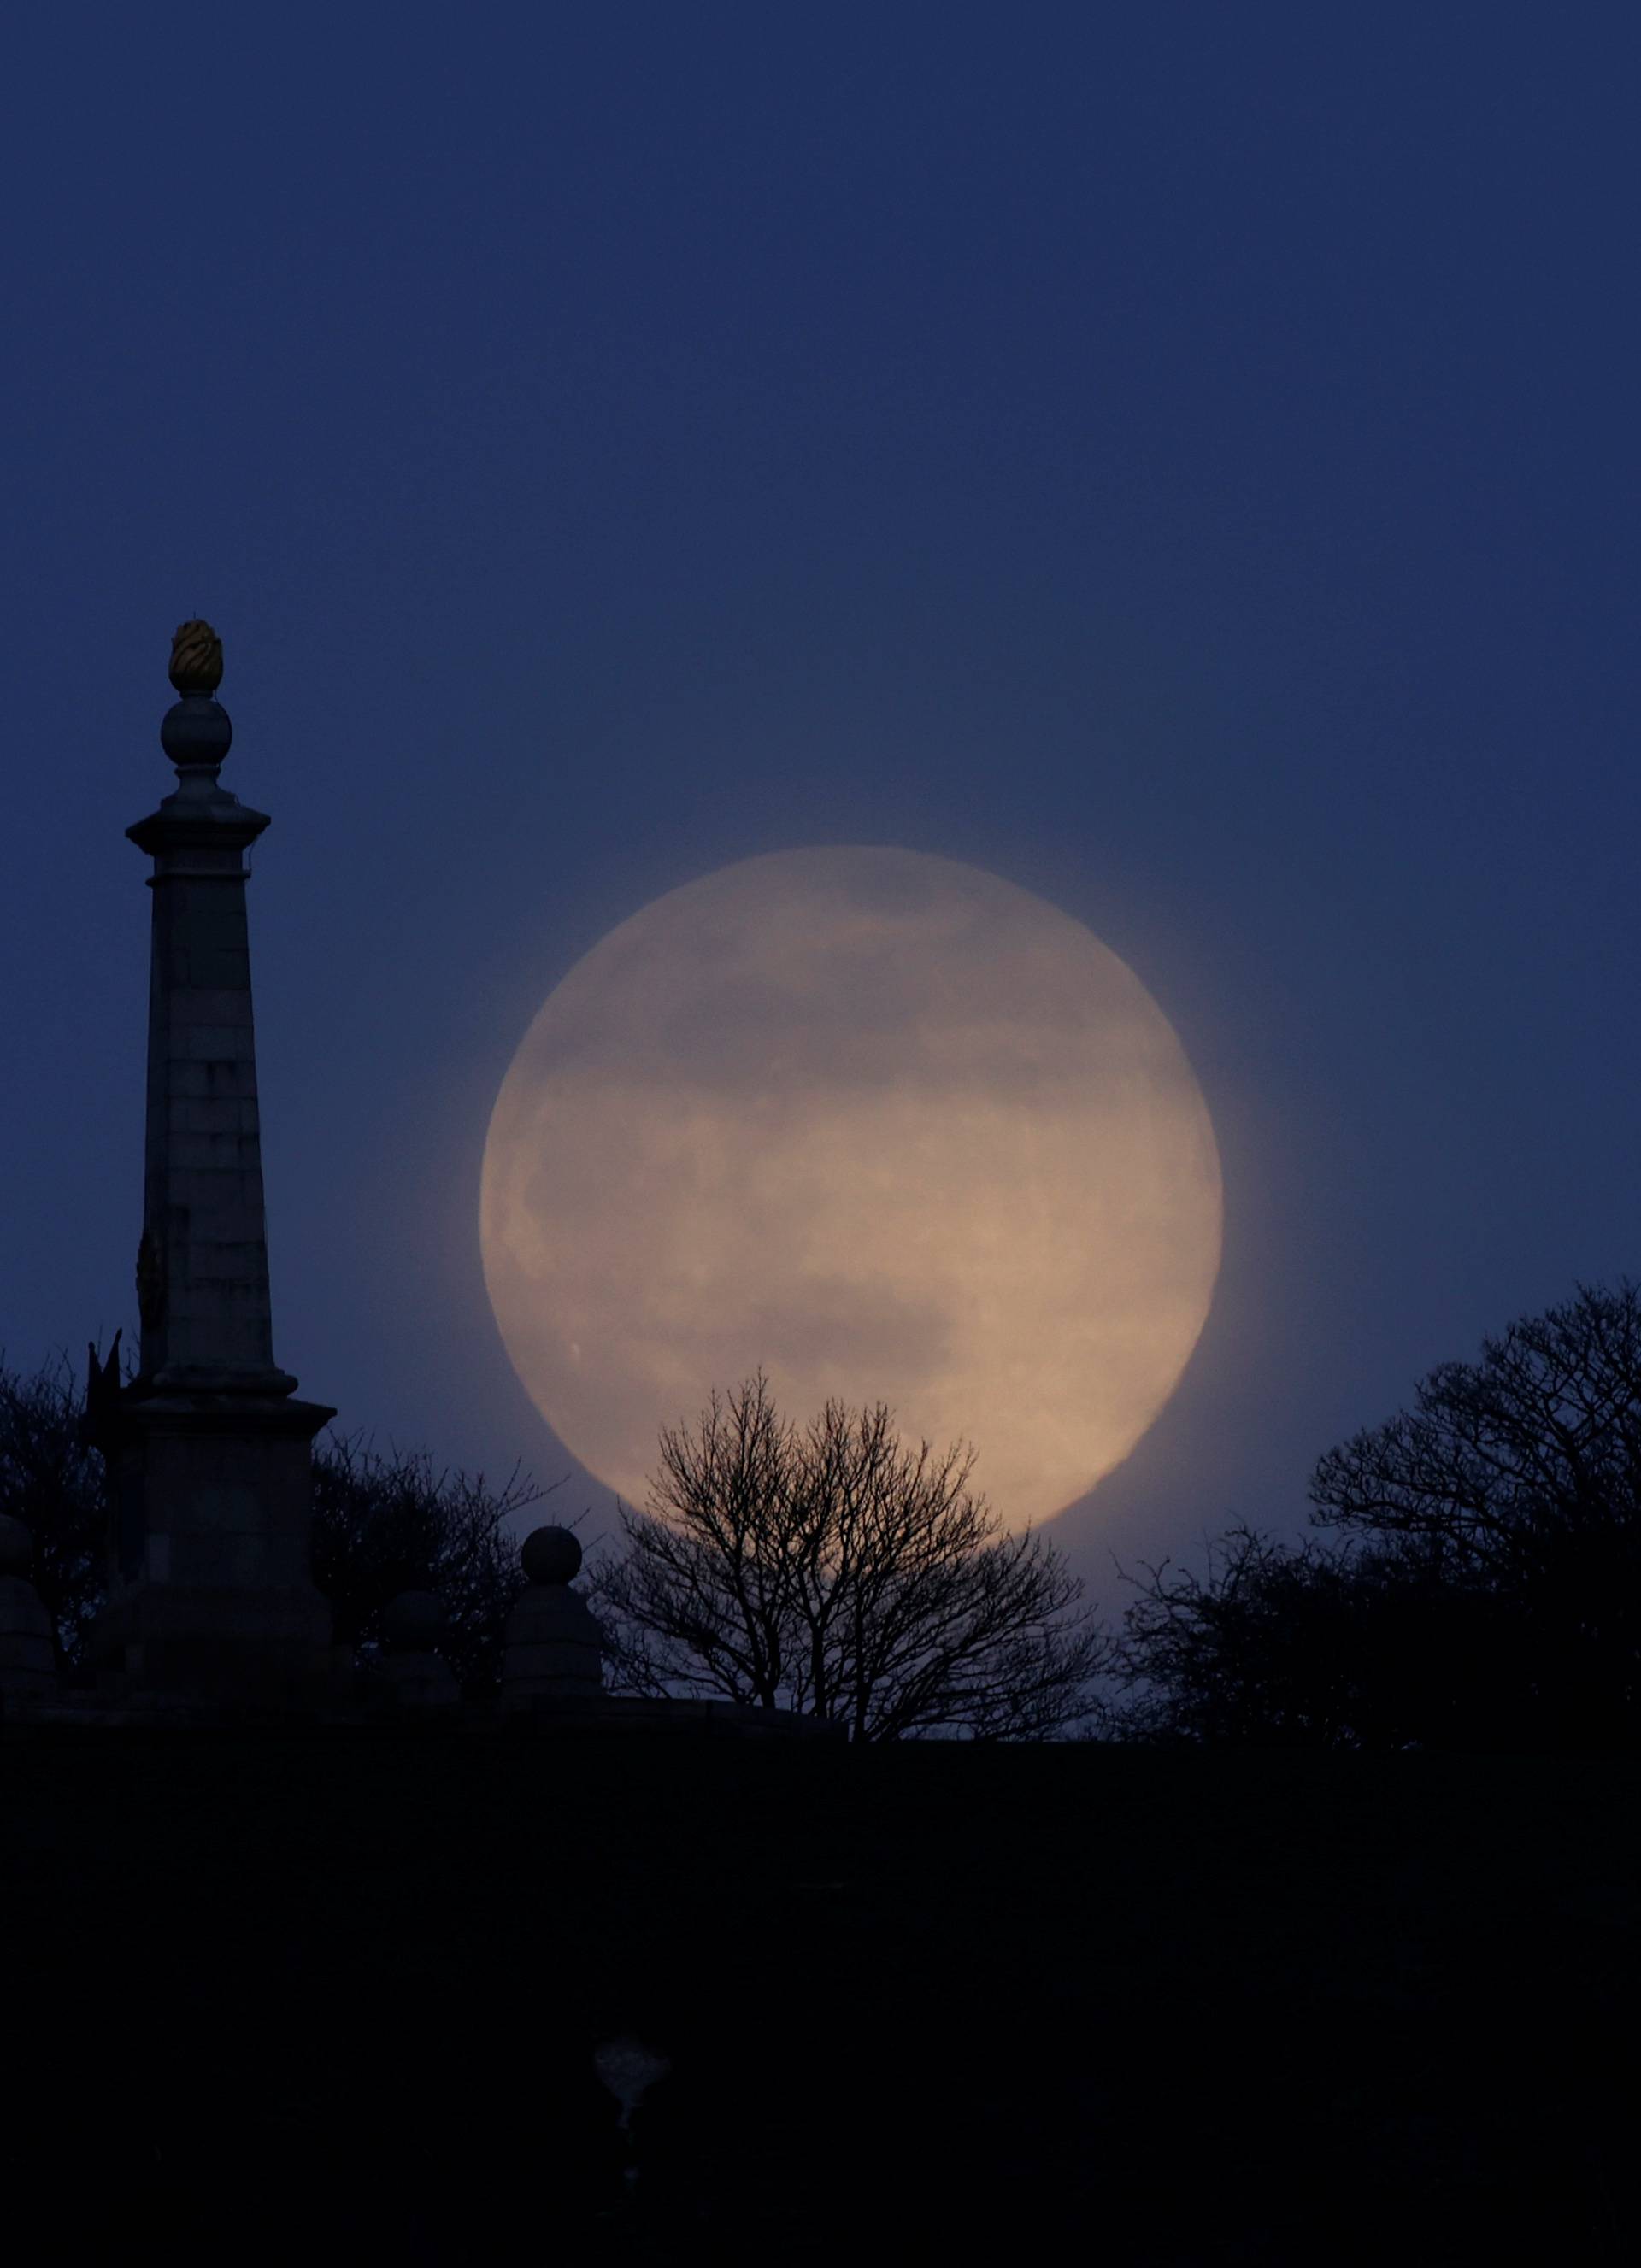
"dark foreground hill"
1,1730,1633,2263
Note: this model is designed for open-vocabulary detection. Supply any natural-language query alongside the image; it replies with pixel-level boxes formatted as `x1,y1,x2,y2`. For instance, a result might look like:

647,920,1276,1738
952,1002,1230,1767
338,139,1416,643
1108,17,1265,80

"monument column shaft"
138,816,278,1383
90,623,335,1707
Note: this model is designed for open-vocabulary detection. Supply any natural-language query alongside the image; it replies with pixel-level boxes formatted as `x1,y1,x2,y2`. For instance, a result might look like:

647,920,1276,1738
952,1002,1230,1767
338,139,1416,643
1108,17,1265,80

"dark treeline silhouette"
0,1354,1098,1732
1115,1282,1641,1754
0,1354,103,1668
8,1279,1638,1745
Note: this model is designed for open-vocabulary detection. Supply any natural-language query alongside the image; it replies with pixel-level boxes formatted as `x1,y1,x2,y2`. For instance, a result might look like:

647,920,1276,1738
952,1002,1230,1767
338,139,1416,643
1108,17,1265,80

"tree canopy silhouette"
590,1374,1103,1739
0,1353,104,1666
310,1435,547,1695
1117,1282,1641,1752
0,1353,547,1695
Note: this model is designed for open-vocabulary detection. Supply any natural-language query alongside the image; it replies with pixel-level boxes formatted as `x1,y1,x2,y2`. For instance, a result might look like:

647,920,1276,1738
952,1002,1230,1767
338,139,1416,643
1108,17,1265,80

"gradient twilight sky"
3,7,1638,1595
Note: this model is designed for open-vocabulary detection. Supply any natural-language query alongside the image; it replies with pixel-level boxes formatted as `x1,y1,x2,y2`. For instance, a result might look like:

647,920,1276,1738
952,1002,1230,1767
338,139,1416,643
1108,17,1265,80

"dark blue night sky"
3,6,1638,1591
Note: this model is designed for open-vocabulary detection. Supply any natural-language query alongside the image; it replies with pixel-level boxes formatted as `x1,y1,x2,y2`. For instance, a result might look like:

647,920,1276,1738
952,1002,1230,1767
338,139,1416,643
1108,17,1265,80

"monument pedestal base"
91,1580,337,1707
91,1384,336,1707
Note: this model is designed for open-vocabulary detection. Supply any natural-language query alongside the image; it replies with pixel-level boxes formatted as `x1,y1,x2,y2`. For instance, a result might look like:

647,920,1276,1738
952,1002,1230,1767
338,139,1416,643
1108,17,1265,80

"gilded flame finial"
160,619,232,771
169,620,223,696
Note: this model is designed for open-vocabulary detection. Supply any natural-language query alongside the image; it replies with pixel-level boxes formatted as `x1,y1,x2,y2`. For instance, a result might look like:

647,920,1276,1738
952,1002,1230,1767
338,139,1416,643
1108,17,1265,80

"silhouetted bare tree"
1312,1281,1641,1748
0,1352,107,1663
1111,1524,1526,1748
310,1436,550,1695
0,1354,549,1695
1116,1283,1641,1752
590,1375,1104,1739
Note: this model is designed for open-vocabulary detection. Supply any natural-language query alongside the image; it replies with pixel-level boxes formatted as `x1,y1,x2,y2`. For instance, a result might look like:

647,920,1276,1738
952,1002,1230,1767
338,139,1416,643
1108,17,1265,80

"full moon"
480,847,1222,1528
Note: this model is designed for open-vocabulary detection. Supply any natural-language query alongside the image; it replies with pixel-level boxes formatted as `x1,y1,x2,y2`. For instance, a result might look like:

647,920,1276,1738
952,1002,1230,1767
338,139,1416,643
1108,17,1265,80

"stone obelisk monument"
90,622,334,1704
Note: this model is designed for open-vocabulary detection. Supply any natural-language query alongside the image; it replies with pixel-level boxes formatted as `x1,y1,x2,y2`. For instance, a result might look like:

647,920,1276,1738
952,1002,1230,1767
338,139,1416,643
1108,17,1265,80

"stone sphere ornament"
521,1525,583,1586
372,1589,460,1713
381,1589,450,1651
503,1527,606,1709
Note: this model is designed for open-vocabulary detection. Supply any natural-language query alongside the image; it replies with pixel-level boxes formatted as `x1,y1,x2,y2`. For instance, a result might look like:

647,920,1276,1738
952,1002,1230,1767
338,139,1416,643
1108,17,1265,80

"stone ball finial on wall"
521,1525,583,1586
503,1526,606,1712
372,1587,459,1714
381,1588,450,1652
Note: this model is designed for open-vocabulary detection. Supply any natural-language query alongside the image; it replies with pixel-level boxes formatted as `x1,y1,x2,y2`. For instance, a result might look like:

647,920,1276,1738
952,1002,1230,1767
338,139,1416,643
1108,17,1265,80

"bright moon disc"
481,848,1222,1528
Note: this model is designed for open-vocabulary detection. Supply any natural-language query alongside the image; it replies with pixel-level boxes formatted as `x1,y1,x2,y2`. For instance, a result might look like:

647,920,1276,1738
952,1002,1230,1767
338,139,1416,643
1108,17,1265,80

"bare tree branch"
588,1375,1105,1740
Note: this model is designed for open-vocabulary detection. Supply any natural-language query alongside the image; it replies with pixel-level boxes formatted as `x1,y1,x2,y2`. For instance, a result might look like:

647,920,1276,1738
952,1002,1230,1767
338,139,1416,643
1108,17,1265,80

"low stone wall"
499,1694,848,1739
3,1689,848,1738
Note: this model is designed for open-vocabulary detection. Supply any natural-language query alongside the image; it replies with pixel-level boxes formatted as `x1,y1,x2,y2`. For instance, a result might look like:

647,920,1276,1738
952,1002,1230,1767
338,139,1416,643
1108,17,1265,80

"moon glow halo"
480,847,1222,1528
